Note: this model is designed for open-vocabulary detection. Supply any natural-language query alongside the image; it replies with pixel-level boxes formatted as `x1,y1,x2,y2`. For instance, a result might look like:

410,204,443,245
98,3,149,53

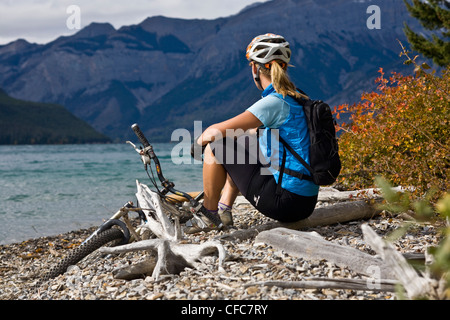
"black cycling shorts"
210,136,317,222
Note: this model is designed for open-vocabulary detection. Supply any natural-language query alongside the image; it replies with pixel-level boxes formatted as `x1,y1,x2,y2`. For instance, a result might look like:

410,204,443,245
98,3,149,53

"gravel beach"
0,196,442,301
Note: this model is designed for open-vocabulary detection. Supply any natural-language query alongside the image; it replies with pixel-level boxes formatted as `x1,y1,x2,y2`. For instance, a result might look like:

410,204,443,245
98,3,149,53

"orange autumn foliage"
335,66,449,199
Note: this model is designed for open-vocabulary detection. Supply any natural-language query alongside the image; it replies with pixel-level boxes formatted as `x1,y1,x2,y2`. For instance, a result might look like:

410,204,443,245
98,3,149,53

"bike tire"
41,228,125,283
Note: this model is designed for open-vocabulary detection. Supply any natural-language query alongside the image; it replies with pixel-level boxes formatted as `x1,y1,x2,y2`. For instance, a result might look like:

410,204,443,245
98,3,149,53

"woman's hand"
191,137,206,161
198,111,263,146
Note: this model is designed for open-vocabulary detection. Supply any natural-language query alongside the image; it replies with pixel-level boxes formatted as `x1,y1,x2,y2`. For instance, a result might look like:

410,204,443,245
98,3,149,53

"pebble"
0,199,443,301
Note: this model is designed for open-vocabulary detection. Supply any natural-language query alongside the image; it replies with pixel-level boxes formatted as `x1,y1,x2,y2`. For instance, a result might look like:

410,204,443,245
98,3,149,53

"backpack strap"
276,145,287,195
283,167,314,182
279,135,315,179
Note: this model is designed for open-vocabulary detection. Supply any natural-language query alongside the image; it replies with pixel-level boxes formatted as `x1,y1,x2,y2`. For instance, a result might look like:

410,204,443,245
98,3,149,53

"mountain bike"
38,124,219,284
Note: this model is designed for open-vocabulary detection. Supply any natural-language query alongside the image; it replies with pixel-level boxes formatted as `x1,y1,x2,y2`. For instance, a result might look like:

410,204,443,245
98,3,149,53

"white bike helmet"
246,33,291,65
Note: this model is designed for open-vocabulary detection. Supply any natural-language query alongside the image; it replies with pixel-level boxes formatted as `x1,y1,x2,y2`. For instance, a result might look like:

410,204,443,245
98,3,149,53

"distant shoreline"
0,141,113,146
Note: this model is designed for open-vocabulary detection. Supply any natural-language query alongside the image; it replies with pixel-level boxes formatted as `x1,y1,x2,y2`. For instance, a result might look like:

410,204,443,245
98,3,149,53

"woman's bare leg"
220,175,240,207
202,144,227,211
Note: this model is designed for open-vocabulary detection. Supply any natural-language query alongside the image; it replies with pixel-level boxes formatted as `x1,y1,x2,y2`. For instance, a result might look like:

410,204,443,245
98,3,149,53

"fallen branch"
254,227,395,280
218,200,381,242
361,224,446,299
245,277,397,292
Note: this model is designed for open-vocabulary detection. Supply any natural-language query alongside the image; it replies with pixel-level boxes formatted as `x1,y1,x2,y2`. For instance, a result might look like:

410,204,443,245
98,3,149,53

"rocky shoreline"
0,197,442,301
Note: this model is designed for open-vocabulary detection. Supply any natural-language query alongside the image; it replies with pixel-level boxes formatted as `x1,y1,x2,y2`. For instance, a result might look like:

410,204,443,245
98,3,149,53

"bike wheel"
41,228,125,283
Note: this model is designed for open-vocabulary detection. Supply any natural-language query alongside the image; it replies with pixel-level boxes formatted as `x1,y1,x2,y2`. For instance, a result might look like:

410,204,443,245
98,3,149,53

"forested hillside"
0,89,110,144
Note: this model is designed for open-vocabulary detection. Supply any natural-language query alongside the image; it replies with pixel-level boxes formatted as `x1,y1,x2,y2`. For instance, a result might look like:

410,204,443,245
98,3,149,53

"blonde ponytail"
260,60,308,100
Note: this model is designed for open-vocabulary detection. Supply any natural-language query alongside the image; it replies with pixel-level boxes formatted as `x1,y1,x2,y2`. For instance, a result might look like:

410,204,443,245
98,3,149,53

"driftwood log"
316,186,407,202
254,227,396,280
218,199,381,242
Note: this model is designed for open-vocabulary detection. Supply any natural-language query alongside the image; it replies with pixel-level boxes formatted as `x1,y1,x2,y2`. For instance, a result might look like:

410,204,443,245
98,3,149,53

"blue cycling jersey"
247,84,319,197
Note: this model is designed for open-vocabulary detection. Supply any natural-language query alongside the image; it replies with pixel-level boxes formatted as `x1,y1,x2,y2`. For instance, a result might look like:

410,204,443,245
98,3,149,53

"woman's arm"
198,111,263,146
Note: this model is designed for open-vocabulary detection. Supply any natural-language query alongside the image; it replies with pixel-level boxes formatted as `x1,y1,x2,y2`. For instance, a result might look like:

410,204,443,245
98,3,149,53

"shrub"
335,55,449,200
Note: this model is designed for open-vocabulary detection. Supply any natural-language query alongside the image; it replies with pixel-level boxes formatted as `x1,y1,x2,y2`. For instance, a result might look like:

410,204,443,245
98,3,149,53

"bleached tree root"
101,181,226,280
134,181,182,241
100,239,226,280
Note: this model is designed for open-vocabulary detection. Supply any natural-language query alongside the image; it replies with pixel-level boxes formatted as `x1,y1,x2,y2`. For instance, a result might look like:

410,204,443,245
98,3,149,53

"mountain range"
0,0,424,142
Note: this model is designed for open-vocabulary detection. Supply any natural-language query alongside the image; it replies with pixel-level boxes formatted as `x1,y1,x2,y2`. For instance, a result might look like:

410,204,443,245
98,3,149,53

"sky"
0,0,269,45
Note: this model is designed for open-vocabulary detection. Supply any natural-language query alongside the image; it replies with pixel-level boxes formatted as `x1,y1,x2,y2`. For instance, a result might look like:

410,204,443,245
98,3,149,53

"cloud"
0,0,269,45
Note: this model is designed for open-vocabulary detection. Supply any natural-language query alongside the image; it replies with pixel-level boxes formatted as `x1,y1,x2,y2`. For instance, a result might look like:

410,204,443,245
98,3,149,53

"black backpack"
279,95,341,186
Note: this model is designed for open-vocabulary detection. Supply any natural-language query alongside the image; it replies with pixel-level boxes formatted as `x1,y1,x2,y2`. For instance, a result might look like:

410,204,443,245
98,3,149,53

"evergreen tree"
403,0,450,67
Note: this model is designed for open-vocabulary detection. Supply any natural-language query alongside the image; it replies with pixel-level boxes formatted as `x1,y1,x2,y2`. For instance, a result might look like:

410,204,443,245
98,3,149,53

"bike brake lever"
126,141,140,153
126,141,151,165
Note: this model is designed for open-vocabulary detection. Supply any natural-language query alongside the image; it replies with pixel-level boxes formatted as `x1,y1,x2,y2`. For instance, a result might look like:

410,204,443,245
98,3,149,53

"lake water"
0,143,203,245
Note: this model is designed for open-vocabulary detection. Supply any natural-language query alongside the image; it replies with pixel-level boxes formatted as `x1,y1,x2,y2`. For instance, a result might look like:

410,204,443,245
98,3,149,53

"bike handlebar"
131,123,201,205
131,124,150,148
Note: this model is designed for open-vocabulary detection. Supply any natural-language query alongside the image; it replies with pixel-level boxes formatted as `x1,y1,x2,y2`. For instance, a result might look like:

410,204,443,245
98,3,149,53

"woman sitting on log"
186,33,319,234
